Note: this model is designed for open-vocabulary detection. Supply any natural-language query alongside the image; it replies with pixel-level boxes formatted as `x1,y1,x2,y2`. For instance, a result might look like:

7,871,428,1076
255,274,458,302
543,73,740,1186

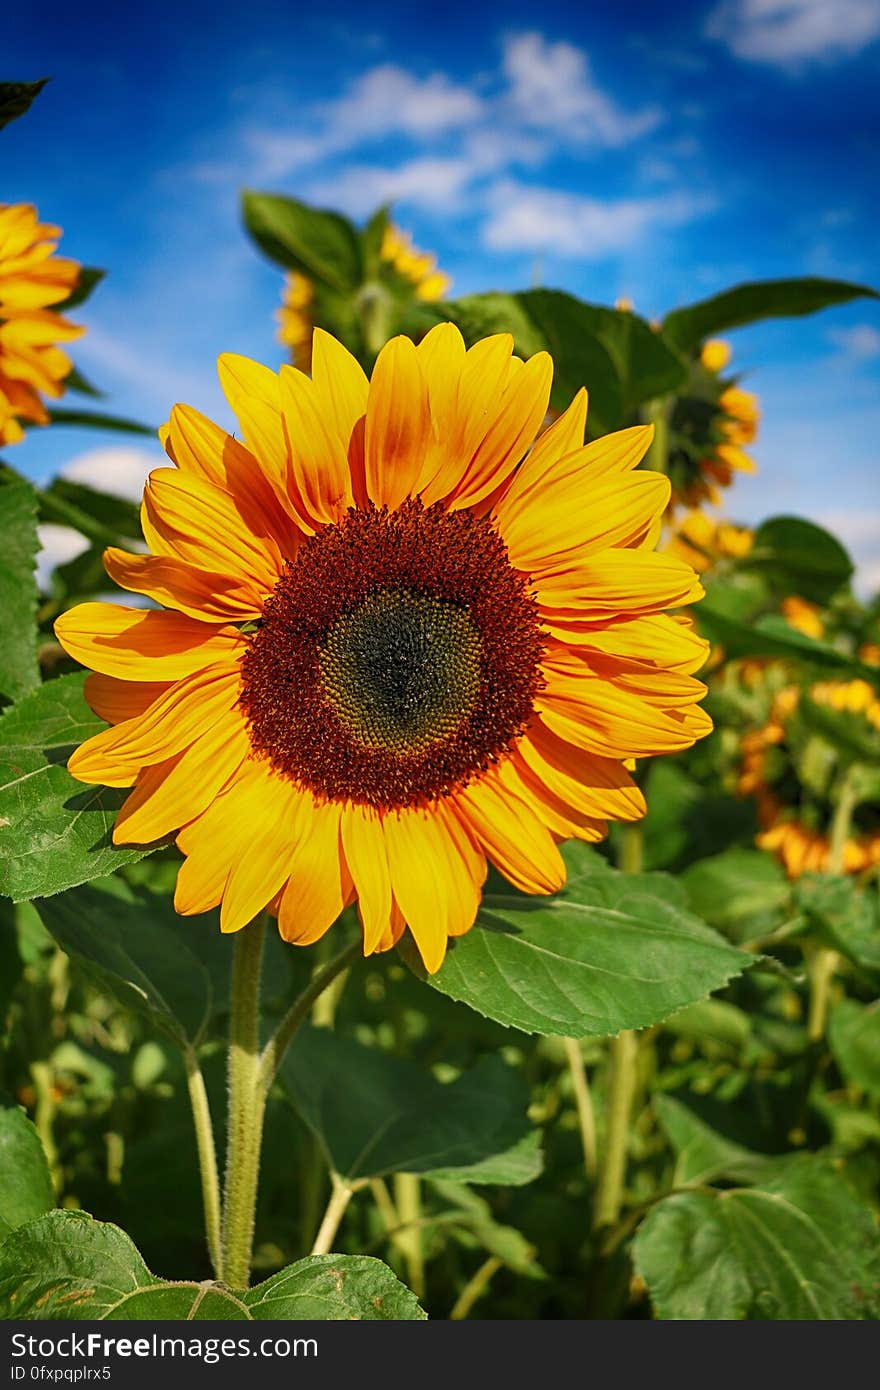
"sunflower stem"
220,915,267,1289
593,823,643,1230
449,1256,504,1320
310,1173,358,1256
258,937,362,1097
394,1172,426,1299
808,768,857,1042
563,1037,598,1181
643,398,670,475
184,1045,222,1279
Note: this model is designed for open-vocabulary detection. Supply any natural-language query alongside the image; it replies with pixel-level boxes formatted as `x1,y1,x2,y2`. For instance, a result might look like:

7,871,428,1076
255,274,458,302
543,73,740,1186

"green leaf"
796,875,880,973
745,516,854,604
35,878,215,1048
663,277,880,352
0,78,49,130
654,1095,779,1187
0,1107,54,1239
0,673,156,901
54,267,106,313
443,290,686,433
0,481,40,702
64,365,104,398
242,191,362,293
361,203,392,276
429,1181,543,1278
682,848,791,944
282,1028,540,1183
829,999,880,1098
408,865,749,1036
634,1156,880,1319
697,595,868,672
47,408,155,436
0,1211,425,1320
242,1255,426,1320
0,1211,153,1318
41,476,143,544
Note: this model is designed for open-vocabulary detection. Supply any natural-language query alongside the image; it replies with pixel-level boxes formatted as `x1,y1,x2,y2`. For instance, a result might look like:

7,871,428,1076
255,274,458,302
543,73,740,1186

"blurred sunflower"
739,680,880,876
666,338,761,512
0,203,83,445
277,222,449,374
56,326,711,971
665,508,754,574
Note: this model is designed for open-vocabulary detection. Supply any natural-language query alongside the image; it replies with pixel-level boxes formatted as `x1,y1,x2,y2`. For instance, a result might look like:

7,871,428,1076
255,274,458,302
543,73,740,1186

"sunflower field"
1,75,880,1326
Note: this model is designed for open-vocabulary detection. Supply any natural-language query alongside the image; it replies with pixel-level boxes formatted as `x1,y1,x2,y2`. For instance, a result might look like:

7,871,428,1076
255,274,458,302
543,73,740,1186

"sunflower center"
239,499,545,809
319,590,482,754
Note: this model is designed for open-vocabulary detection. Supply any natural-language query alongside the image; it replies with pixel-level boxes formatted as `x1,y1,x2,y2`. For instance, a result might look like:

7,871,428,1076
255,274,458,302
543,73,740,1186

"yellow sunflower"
0,203,83,445
665,508,754,574
739,680,880,877
277,222,449,374
55,327,711,971
667,338,760,512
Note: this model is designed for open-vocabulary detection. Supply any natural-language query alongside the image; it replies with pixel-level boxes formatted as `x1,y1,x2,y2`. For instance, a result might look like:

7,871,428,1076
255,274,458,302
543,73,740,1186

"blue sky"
5,0,880,588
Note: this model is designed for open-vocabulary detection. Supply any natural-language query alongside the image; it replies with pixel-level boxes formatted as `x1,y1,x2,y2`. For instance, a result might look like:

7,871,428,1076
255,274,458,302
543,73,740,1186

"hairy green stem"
563,1037,598,1181
394,1173,425,1299
449,1256,504,1320
310,1173,359,1256
220,917,267,1289
257,938,362,1096
808,771,858,1042
184,1046,222,1279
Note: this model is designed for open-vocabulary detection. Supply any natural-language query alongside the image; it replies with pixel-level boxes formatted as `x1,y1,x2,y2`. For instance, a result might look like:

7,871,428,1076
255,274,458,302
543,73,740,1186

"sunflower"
55,327,711,971
666,338,760,512
665,508,754,574
0,203,83,445
277,222,449,373
739,680,880,877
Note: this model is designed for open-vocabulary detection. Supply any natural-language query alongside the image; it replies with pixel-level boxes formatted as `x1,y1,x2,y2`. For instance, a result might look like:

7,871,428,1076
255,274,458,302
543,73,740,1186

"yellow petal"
141,467,283,590
364,336,433,510
383,805,484,972
279,365,354,526
341,804,393,955
103,549,266,623
453,769,565,894
55,604,245,678
278,798,353,946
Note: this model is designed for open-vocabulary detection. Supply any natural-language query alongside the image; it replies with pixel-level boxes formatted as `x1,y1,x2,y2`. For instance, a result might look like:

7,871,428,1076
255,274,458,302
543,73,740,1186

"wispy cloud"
828,324,880,359
707,0,880,67
500,32,660,144
482,183,713,257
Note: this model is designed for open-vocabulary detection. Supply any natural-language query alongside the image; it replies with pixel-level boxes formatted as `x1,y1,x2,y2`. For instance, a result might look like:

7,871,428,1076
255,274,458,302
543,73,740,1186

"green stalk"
807,769,858,1043
594,823,643,1230
184,1047,222,1278
220,917,267,1289
257,938,362,1096
563,1037,598,1181
643,398,671,475
449,1256,504,1320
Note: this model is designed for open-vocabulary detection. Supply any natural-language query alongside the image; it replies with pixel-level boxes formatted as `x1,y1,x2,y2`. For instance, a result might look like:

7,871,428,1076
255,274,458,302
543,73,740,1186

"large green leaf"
0,673,155,901
654,1095,780,1187
408,862,749,1036
0,1211,425,1319
443,289,686,432
634,1156,880,1319
697,595,871,673
829,1000,880,1099
283,1028,540,1184
796,876,880,973
0,1107,54,1239
242,1255,426,1320
663,277,880,352
0,78,49,130
35,878,215,1048
47,408,154,436
41,477,143,545
681,848,791,944
745,516,854,604
0,481,40,701
242,191,362,293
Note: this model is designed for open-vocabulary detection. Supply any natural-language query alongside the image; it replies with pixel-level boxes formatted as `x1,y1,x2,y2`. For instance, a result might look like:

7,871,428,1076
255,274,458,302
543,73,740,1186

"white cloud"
318,65,484,141
61,446,160,502
35,525,90,593
482,182,712,258
501,32,660,144
828,324,880,359
306,156,479,216
707,0,880,66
